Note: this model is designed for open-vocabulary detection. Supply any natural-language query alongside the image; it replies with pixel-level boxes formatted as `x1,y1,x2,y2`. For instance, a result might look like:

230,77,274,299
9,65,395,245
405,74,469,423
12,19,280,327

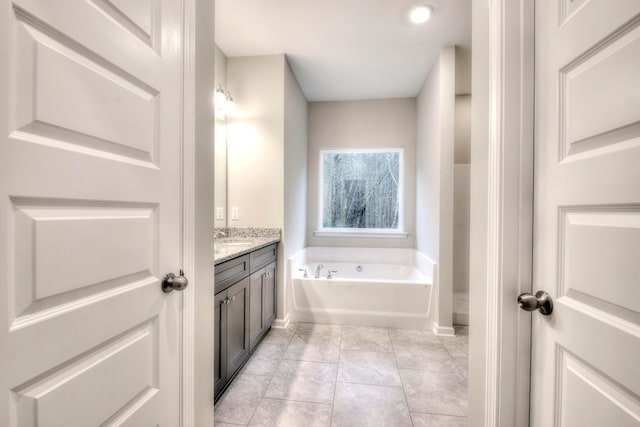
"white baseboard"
433,322,456,337
272,313,290,329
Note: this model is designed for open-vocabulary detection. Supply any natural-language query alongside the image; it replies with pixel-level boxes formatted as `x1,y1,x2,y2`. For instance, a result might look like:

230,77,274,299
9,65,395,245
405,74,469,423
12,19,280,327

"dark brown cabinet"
214,243,277,399
213,277,249,396
249,261,277,350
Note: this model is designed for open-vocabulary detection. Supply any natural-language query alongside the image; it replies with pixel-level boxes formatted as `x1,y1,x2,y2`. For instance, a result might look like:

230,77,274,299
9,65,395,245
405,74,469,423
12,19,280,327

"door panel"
249,268,264,350
263,261,276,326
226,277,250,376
533,0,640,425
558,349,640,427
13,321,158,426
214,290,228,396
0,0,183,425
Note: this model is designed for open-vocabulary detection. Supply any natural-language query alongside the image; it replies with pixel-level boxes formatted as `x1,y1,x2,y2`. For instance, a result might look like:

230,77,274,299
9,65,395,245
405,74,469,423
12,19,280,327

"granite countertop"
213,228,281,265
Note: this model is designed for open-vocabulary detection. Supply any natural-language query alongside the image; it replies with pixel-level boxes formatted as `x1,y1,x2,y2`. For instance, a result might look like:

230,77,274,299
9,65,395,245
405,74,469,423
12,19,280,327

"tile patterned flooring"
214,323,468,426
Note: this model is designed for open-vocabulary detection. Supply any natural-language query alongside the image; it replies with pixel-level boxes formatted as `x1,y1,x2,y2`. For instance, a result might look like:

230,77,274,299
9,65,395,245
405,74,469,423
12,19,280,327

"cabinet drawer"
250,243,278,273
215,254,250,293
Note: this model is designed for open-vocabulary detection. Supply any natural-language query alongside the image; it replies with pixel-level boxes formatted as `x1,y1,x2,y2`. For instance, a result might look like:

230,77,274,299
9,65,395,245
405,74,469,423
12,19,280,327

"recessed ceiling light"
409,5,433,24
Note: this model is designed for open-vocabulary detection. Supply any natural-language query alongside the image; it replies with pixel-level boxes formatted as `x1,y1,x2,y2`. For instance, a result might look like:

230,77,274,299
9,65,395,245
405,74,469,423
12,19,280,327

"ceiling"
215,0,471,102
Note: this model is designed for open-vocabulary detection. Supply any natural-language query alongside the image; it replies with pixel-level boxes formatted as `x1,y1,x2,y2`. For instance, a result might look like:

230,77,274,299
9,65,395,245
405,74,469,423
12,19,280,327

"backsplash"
214,227,281,239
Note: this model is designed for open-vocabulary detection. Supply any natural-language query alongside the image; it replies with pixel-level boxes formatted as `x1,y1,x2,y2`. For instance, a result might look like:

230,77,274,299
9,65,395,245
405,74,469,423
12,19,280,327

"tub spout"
315,264,324,279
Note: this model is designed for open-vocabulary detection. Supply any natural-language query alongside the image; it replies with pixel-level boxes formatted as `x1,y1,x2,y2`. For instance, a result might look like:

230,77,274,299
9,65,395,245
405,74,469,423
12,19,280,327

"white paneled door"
0,0,185,425
532,0,640,425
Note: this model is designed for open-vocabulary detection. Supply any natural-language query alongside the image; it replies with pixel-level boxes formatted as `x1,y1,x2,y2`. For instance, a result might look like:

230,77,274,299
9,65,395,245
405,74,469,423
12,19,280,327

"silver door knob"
162,269,189,293
517,290,553,315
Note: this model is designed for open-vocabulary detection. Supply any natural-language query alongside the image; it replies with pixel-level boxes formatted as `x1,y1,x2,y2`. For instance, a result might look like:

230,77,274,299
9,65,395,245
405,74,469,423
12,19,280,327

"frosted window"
320,150,401,230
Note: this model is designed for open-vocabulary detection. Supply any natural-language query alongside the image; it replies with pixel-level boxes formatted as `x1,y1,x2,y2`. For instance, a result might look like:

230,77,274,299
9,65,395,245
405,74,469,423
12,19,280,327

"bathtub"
288,247,435,329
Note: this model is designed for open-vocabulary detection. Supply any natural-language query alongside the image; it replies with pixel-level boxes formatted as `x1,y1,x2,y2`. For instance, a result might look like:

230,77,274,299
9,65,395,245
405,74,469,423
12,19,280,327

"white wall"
453,164,470,296
415,46,456,334
226,54,308,324
306,98,417,248
283,58,308,321
227,55,285,228
214,45,227,89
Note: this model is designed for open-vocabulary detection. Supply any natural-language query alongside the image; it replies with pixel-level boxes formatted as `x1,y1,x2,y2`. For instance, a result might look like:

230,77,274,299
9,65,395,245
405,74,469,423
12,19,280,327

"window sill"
313,230,410,239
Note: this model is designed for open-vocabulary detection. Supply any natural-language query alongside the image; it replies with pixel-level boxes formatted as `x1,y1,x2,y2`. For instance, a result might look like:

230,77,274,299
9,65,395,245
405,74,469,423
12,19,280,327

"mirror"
214,117,227,228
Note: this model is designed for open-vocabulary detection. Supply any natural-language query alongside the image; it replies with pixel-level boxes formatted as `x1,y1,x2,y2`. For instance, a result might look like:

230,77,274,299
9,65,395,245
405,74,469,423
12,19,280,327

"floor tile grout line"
245,334,289,426
329,333,342,427
409,409,468,418
335,379,404,389
259,396,334,406
398,366,464,375
389,327,415,427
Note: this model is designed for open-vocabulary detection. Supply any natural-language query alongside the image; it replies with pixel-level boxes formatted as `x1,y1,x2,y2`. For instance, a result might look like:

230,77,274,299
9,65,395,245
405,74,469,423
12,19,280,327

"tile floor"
214,323,468,426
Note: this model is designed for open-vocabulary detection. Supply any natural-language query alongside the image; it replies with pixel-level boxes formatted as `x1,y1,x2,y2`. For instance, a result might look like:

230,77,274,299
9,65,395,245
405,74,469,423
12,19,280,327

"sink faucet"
315,264,324,279
214,230,227,239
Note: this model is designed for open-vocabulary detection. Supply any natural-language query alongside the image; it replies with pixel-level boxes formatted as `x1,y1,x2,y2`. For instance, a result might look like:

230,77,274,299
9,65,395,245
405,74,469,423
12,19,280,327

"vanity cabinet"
249,260,277,350
214,243,278,399
214,276,250,396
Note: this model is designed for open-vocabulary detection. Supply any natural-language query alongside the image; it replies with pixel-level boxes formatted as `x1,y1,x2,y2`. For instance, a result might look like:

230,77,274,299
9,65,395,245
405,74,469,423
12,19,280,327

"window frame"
316,147,407,238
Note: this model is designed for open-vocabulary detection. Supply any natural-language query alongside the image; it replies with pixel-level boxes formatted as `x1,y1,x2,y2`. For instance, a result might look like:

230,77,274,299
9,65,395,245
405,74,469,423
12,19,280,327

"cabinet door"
263,261,277,327
214,290,228,396
226,277,250,376
249,268,264,351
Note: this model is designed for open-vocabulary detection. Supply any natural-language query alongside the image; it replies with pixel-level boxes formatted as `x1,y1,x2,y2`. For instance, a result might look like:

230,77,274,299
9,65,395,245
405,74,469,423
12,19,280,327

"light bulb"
225,95,237,116
409,5,432,24
214,89,227,110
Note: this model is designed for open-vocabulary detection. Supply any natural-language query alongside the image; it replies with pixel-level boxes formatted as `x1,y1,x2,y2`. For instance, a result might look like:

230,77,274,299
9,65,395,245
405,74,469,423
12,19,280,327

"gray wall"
306,98,417,248
453,95,471,297
214,45,227,228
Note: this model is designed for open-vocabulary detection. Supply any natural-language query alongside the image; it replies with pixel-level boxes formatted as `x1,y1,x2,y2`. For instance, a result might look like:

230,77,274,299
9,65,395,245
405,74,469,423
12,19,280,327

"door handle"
162,269,189,293
517,290,553,315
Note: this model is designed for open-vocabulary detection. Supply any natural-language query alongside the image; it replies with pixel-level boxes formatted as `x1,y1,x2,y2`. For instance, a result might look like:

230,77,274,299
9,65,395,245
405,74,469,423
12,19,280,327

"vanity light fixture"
409,4,433,24
214,83,236,118
214,84,227,110
224,92,237,116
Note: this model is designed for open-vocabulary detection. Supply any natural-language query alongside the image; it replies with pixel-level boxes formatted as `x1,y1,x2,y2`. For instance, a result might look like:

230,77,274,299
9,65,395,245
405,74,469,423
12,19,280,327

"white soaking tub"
288,247,436,329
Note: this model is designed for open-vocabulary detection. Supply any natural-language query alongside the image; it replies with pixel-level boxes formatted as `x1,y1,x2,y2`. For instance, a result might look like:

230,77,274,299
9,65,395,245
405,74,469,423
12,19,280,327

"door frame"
469,0,535,425
182,0,216,426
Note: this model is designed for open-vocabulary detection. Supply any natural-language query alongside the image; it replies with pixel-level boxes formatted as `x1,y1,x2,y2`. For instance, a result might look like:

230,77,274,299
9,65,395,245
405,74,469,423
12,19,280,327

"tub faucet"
327,270,338,279
315,264,324,279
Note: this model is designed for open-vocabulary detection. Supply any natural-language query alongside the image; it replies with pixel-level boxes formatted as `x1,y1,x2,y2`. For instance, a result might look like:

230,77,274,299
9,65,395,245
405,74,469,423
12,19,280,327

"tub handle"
298,268,308,278
327,270,338,279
